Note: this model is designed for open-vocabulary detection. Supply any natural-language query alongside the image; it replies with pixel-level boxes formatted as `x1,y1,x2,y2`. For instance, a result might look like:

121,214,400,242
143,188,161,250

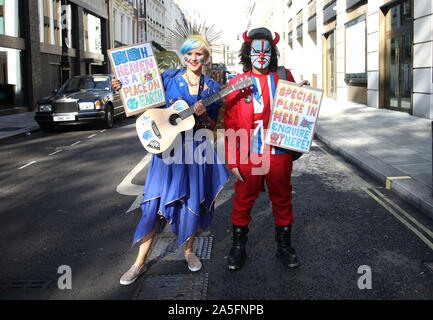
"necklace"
185,72,200,87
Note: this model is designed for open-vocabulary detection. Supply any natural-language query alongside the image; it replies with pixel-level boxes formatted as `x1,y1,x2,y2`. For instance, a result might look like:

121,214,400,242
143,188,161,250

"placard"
264,80,323,153
108,42,166,117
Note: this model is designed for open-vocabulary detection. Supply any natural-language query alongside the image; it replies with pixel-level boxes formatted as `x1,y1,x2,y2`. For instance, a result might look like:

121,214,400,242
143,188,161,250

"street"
1,117,433,300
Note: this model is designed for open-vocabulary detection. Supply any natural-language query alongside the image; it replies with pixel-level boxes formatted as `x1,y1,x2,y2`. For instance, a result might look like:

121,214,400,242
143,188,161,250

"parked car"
34,74,124,131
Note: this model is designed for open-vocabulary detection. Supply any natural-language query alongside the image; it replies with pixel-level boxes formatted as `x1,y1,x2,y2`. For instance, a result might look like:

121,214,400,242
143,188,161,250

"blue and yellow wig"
180,35,210,61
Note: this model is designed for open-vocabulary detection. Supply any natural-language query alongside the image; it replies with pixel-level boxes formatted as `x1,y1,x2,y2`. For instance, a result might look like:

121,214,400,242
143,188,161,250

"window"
308,0,317,33
113,9,118,41
323,0,337,24
288,18,293,47
84,12,101,53
43,0,51,43
0,0,4,35
386,0,411,30
308,0,316,18
345,14,366,82
0,47,24,106
40,0,67,46
53,0,61,46
296,10,303,46
346,0,367,11
0,0,19,37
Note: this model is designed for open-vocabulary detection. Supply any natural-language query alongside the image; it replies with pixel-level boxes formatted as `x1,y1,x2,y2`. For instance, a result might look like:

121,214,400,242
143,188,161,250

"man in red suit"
224,27,309,270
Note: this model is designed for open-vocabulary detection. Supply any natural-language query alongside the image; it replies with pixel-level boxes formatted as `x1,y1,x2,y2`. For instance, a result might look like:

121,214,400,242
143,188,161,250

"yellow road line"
386,176,411,190
316,143,433,251
368,187,433,240
363,187,433,251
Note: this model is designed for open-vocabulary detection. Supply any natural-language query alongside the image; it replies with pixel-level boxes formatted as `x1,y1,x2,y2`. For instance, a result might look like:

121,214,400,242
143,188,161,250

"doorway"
323,30,336,99
383,0,412,113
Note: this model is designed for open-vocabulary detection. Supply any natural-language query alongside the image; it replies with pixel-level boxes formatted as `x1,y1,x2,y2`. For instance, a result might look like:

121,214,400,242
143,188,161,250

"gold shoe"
119,264,147,286
185,252,202,272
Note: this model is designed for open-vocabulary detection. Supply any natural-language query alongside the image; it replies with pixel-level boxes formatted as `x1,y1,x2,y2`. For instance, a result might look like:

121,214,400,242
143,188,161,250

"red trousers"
232,152,294,226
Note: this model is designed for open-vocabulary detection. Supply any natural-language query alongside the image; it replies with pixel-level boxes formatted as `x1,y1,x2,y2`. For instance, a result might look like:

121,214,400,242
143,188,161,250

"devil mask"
243,27,280,71
250,39,271,70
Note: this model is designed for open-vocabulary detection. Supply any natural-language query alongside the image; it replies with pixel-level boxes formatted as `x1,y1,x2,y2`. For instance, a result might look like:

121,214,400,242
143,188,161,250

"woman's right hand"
111,77,122,91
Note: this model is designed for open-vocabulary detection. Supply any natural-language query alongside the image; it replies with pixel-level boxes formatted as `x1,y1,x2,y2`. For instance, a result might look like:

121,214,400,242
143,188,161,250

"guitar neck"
179,84,240,119
201,85,236,107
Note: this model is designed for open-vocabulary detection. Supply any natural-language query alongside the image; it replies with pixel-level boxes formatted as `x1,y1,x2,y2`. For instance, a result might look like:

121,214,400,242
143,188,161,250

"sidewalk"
0,111,40,140
316,98,433,220
1,101,433,221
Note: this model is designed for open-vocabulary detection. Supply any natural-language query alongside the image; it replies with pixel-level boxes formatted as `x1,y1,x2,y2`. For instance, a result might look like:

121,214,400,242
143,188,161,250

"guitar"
136,76,254,154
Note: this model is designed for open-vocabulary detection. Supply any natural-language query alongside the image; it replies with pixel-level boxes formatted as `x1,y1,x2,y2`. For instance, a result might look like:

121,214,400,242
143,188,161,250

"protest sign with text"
108,42,165,117
264,80,323,153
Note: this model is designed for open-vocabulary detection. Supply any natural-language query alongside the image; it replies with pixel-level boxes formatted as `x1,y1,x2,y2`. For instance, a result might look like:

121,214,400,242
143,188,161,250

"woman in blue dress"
112,34,229,285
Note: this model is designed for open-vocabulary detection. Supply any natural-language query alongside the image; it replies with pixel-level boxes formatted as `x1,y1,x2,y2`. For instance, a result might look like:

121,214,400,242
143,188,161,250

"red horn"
242,31,252,43
273,32,280,45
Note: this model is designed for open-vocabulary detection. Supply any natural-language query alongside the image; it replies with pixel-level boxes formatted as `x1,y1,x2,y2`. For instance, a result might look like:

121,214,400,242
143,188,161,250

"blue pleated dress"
133,68,229,247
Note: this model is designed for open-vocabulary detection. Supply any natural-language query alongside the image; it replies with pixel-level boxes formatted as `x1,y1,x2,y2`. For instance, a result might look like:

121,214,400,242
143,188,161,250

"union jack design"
299,118,314,130
251,73,287,155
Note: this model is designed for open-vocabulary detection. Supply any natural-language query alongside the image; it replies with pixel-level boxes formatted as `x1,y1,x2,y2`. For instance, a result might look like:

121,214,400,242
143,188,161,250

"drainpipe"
61,0,71,83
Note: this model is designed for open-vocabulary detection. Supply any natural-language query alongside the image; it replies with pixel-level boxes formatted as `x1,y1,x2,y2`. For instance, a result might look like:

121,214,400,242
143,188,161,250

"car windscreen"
59,77,111,93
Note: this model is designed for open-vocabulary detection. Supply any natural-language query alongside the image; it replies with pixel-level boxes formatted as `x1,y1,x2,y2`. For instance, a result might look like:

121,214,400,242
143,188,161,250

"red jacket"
224,69,295,169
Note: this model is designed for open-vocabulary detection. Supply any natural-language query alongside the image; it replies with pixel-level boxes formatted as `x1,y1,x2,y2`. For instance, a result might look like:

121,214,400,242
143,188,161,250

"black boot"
275,225,299,268
227,224,249,271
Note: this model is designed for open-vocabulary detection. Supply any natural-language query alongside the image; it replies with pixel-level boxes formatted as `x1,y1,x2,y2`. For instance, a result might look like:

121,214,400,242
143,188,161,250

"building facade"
137,0,187,50
248,0,433,120
137,0,145,42
0,0,190,112
0,0,111,111
38,0,110,101
164,0,186,42
111,0,135,48
0,0,25,109
145,0,166,47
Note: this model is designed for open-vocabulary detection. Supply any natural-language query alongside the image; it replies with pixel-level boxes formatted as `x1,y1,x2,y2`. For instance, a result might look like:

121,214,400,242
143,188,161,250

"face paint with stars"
250,39,271,70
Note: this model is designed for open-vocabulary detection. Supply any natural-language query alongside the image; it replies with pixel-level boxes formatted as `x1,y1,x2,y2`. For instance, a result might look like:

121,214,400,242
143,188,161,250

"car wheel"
103,104,114,129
